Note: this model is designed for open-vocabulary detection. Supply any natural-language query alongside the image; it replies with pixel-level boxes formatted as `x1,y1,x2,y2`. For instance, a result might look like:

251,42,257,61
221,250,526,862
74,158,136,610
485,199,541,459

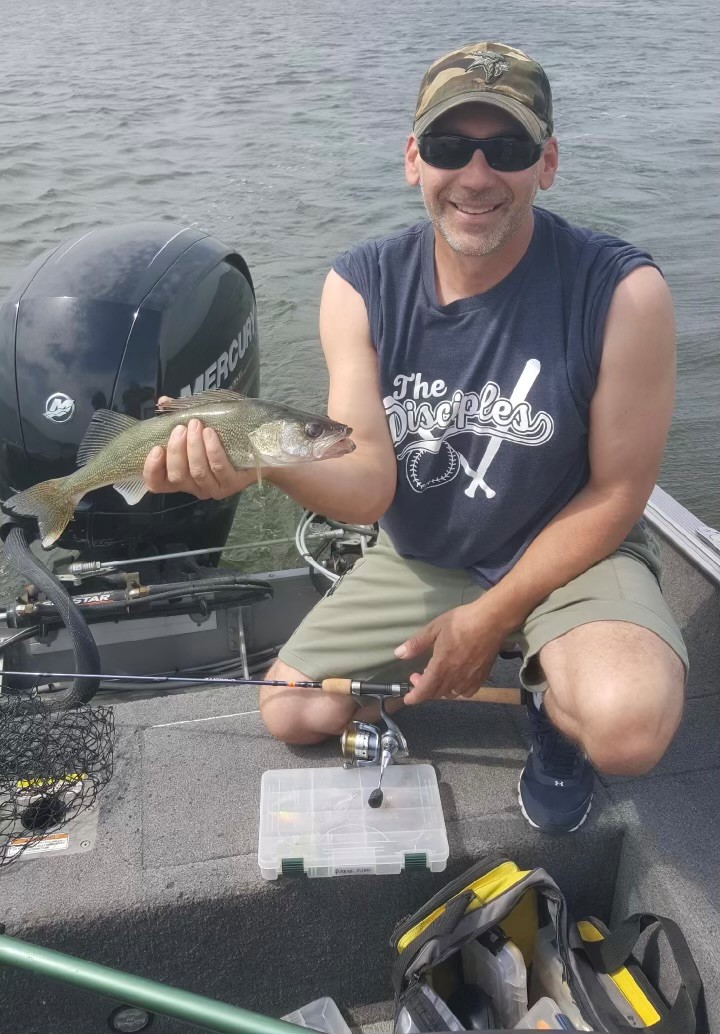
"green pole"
0,933,310,1034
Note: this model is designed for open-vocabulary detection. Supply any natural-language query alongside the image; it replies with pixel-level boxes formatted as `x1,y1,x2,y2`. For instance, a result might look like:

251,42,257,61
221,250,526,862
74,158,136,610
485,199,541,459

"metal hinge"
696,526,720,557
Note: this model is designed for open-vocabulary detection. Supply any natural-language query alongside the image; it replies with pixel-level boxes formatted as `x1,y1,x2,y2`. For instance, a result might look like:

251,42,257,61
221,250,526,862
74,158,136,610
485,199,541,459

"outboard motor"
0,223,259,558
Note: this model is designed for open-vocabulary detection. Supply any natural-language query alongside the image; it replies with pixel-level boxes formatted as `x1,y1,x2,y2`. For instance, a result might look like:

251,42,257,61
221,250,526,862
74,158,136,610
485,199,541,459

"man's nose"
457,147,500,186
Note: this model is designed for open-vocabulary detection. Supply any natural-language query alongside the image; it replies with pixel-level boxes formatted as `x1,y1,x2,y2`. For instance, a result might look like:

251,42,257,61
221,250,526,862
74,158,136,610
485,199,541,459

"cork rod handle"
321,678,355,695
320,679,522,706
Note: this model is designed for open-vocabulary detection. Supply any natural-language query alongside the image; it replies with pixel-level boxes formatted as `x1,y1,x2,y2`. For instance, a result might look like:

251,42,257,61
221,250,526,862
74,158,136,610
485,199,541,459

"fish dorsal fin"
113,477,149,506
156,390,246,413
77,410,140,467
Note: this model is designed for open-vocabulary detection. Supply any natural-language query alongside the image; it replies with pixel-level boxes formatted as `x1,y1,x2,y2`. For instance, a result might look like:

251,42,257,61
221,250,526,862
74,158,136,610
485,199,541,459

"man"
144,42,688,833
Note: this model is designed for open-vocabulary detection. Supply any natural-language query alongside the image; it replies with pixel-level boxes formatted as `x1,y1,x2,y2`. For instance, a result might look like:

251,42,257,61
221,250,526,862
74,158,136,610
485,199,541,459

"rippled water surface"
0,0,718,582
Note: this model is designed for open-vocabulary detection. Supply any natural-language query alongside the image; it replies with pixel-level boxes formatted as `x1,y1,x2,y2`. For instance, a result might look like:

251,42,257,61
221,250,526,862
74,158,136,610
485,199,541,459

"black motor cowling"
0,223,259,557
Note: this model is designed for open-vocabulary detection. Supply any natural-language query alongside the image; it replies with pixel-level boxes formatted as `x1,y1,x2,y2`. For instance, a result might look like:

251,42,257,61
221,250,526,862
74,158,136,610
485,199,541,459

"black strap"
391,890,473,992
579,913,702,1034
405,984,456,1032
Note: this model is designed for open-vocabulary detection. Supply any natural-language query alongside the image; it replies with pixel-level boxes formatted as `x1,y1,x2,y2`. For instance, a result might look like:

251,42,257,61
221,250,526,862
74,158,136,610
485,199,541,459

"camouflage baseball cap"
413,42,553,144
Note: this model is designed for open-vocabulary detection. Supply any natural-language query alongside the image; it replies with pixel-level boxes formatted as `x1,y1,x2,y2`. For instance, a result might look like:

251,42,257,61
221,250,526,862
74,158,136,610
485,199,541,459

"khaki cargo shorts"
278,523,689,691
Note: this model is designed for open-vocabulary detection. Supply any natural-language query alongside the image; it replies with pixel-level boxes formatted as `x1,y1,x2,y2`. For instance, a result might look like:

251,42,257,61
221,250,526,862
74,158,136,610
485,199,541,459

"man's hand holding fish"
143,404,261,501
3,390,357,549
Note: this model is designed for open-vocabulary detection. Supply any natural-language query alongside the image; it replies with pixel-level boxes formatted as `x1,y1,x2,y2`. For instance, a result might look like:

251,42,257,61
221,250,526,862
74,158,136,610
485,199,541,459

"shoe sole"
516,775,592,834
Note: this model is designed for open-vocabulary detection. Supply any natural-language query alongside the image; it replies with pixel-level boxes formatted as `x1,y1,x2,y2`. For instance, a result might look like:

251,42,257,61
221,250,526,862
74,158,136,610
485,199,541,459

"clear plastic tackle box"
281,996,351,1034
258,764,448,879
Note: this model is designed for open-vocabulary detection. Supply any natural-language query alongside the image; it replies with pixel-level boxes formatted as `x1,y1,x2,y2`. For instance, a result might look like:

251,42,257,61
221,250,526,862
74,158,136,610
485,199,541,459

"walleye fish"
3,389,354,549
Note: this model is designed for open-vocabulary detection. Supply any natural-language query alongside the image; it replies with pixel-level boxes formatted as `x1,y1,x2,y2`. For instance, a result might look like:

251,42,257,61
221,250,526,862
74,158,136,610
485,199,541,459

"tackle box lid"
258,763,448,879
281,996,351,1034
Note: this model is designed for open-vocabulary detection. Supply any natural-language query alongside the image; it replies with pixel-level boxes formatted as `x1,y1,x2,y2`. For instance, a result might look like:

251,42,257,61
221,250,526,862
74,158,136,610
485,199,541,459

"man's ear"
405,134,421,186
538,136,559,191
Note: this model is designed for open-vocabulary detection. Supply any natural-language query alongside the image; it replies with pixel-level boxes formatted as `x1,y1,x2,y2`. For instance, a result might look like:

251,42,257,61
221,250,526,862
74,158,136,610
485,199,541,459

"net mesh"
0,681,115,866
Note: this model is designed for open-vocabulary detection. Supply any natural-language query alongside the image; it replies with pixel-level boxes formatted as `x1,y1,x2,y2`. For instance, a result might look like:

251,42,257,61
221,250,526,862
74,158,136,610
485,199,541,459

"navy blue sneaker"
518,702,594,833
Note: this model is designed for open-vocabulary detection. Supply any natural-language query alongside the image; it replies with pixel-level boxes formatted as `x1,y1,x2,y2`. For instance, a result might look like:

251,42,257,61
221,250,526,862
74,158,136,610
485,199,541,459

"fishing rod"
65,528,347,575
0,670,408,698
0,670,523,704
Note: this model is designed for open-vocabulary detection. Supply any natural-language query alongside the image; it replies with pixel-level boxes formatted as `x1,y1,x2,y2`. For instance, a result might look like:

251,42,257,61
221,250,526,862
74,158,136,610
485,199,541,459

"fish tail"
3,479,80,549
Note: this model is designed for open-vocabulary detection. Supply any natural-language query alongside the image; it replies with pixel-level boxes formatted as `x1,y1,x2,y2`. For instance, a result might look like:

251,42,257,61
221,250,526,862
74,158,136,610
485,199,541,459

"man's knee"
259,659,356,745
571,673,684,777
540,624,685,777
260,692,329,746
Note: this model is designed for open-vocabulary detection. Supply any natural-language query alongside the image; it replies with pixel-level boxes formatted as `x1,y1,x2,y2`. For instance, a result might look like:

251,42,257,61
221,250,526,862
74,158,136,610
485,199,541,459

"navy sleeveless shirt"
333,206,659,587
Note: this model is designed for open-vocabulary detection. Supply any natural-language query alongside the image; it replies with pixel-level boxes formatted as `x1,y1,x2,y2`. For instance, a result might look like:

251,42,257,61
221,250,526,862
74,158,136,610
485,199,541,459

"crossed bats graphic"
403,359,542,499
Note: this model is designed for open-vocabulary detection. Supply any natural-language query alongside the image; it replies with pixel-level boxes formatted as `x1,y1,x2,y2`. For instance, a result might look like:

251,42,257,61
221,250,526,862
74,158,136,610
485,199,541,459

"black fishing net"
0,683,115,866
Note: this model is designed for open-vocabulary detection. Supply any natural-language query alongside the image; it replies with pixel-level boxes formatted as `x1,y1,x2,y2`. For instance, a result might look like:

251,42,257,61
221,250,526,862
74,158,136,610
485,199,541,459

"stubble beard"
420,169,540,258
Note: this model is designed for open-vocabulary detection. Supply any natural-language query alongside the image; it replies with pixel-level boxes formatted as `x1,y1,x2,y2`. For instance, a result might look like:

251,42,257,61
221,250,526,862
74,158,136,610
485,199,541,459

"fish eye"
304,421,325,439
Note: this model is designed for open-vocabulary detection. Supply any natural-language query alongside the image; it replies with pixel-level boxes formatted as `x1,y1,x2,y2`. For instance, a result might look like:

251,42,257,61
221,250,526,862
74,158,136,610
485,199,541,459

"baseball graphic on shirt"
384,361,554,498
407,440,459,491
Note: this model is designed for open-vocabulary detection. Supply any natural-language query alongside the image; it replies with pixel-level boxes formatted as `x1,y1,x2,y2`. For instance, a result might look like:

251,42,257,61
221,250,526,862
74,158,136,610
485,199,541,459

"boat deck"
0,507,718,1033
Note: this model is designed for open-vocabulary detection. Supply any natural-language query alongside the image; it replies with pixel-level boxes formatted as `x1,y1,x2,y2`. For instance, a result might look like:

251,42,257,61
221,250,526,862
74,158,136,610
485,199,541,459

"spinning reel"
340,696,409,809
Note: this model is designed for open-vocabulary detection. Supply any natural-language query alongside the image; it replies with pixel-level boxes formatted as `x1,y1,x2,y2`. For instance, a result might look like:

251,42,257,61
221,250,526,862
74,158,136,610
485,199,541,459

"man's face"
405,103,558,258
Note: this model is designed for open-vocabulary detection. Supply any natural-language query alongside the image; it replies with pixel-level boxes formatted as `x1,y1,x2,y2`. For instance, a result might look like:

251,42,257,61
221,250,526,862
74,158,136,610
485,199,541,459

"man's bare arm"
264,271,396,522
143,270,397,524
483,264,676,631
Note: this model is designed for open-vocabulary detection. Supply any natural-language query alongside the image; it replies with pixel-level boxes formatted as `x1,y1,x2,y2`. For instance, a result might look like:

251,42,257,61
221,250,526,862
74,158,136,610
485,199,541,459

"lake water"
0,0,718,582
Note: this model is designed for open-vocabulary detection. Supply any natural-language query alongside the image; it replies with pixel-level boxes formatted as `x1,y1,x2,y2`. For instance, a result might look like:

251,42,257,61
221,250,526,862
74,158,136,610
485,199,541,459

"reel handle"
321,678,522,706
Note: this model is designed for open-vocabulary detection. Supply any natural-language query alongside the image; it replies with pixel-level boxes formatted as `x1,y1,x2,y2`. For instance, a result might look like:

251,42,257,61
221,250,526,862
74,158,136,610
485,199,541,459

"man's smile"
448,199,508,220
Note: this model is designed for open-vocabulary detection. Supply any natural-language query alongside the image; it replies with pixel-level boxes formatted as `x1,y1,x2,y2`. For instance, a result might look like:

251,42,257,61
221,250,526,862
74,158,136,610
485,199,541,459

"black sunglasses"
418,133,544,172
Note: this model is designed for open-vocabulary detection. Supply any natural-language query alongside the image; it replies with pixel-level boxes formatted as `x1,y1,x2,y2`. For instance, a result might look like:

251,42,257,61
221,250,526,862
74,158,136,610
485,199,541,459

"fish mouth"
314,428,355,459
